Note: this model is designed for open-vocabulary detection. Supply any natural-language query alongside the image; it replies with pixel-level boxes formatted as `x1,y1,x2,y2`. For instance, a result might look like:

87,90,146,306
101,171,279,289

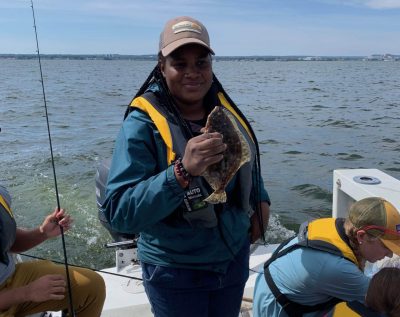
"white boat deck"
99,264,149,316
98,243,277,317
38,169,400,316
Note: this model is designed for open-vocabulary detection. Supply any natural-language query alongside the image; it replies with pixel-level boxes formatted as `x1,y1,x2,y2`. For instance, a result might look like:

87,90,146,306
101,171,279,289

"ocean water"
1,59,400,269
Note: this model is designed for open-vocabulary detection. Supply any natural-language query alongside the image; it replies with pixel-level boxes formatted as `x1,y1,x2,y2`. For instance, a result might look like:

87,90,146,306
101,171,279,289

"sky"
1,0,399,56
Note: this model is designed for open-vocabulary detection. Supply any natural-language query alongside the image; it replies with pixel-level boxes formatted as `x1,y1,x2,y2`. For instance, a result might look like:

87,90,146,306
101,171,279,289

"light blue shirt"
253,237,370,317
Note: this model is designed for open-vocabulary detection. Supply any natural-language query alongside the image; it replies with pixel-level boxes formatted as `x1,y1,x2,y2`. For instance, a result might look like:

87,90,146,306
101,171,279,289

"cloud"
364,0,400,9
314,0,400,9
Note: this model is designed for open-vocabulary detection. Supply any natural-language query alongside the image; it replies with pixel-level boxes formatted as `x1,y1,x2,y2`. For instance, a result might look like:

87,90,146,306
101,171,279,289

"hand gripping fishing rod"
30,1,76,316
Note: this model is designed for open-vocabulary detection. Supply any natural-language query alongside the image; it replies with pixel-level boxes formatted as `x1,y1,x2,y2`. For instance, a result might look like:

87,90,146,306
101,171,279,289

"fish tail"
204,191,227,204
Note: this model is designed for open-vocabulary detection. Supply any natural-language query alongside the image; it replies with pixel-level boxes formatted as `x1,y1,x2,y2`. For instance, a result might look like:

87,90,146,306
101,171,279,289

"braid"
125,63,193,139
152,66,193,139
124,66,158,119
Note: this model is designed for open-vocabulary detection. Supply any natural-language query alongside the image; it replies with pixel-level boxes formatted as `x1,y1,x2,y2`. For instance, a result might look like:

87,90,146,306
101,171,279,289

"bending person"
0,184,105,317
103,16,270,317
253,197,400,317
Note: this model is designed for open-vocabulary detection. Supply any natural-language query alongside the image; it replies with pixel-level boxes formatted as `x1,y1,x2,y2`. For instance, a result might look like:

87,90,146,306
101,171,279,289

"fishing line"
30,1,76,316
20,253,144,281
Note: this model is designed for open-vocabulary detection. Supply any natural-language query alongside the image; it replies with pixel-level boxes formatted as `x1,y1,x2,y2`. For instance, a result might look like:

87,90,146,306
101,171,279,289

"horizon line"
1,53,399,57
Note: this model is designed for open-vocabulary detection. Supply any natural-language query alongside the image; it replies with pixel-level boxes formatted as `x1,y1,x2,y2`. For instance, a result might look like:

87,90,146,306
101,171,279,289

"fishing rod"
30,1,76,316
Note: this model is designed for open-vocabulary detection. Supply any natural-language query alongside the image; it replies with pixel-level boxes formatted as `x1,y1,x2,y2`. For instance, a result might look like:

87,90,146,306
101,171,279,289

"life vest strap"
130,94,176,164
264,236,341,317
0,195,13,218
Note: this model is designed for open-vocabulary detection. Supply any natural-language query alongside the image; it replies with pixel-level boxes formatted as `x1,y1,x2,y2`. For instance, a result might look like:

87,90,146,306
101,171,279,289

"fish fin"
204,191,227,204
238,131,251,166
224,110,251,167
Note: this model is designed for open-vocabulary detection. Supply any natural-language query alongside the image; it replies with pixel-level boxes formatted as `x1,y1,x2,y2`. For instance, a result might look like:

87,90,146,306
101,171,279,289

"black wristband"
174,157,192,182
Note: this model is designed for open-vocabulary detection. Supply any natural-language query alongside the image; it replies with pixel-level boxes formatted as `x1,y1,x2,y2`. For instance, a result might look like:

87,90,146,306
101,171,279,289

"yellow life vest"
128,90,256,228
130,91,254,165
304,218,358,266
326,301,381,317
0,187,16,266
0,194,13,218
264,218,358,317
327,302,361,317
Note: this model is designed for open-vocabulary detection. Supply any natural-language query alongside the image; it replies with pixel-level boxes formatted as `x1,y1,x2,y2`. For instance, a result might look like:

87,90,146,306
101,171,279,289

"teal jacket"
104,88,269,273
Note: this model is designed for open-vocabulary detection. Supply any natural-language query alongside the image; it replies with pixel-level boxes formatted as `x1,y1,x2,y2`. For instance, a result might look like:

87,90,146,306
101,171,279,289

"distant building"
365,53,399,61
301,56,322,61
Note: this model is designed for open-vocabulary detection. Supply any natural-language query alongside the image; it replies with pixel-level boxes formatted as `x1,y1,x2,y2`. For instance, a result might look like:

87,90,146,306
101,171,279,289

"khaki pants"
0,260,105,317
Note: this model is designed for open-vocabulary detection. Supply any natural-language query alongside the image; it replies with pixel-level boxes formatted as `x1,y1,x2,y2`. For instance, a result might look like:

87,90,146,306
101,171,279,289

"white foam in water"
264,214,296,243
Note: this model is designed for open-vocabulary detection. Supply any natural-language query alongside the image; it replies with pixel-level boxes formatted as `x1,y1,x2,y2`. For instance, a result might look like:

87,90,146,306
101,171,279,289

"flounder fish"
202,106,250,204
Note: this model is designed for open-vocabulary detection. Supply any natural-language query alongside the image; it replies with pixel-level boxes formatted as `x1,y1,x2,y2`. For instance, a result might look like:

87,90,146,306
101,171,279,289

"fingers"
47,274,66,283
192,132,225,151
183,135,227,176
199,131,222,141
29,274,67,302
53,209,73,228
47,275,66,290
49,293,65,300
186,133,226,157
58,214,73,228
55,208,65,219
201,153,225,166
40,209,73,237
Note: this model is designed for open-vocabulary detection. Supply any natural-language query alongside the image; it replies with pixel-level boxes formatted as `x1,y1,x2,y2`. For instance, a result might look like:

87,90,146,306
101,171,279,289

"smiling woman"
100,15,271,317
159,45,213,120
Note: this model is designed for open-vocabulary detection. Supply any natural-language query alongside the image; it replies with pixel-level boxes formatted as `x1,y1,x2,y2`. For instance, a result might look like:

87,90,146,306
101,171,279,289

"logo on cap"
172,21,202,34
396,224,400,233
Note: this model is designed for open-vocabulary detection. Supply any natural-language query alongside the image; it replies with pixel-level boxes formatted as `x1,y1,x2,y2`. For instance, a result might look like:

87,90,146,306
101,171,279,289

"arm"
1,209,70,310
317,256,370,302
104,112,187,234
104,111,226,234
250,201,270,243
250,170,271,243
11,208,72,253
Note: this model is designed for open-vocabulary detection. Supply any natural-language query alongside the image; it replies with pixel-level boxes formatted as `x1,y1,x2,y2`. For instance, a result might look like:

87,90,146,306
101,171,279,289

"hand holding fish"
200,106,251,203
39,208,73,238
181,132,227,176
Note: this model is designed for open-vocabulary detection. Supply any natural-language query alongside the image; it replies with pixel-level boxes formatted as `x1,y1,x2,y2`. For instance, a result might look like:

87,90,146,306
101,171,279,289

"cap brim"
381,238,400,256
161,38,214,57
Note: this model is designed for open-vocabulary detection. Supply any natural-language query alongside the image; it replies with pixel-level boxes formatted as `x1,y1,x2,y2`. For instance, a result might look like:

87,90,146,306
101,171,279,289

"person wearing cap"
0,184,106,316
102,16,270,317
253,197,400,317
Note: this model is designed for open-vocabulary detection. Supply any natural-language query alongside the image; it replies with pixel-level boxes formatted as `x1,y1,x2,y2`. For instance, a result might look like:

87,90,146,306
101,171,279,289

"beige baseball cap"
159,16,214,57
349,197,400,255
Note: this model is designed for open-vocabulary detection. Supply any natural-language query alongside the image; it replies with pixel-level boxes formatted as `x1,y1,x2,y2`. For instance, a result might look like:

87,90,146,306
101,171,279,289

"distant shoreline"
1,53,399,61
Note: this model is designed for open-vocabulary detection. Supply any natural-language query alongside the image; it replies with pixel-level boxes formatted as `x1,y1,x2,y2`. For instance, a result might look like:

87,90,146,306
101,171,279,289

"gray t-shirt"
0,185,17,285
0,254,16,285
